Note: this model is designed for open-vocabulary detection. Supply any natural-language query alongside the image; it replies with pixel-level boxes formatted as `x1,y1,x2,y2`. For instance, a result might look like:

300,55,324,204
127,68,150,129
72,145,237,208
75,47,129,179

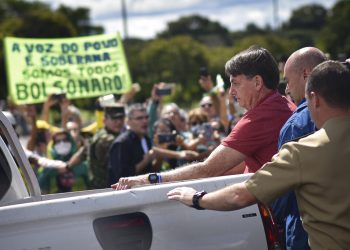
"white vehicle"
0,111,281,249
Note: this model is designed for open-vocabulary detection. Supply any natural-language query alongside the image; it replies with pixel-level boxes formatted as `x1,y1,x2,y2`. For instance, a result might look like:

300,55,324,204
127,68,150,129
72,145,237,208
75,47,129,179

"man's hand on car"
111,175,148,190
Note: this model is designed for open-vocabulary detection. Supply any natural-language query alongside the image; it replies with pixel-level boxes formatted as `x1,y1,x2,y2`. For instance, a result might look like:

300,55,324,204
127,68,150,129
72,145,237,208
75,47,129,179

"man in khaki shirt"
168,60,350,249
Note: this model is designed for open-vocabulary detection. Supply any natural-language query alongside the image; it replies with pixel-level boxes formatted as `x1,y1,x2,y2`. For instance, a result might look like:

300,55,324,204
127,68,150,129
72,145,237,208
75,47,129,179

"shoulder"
94,129,115,142
297,128,326,145
263,92,295,113
93,128,107,139
112,130,134,145
280,129,326,157
282,107,314,129
279,105,315,138
249,93,294,119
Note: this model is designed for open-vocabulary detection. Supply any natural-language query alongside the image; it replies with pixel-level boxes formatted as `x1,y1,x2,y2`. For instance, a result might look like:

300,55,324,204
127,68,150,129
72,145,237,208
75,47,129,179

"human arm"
25,104,38,151
167,182,257,211
66,146,86,168
217,90,229,129
111,144,246,190
60,97,71,129
147,83,162,138
119,83,141,104
179,134,206,150
41,94,56,122
134,147,199,174
221,161,245,175
198,75,214,92
169,141,303,211
152,146,199,161
25,149,67,169
161,145,245,181
135,149,155,174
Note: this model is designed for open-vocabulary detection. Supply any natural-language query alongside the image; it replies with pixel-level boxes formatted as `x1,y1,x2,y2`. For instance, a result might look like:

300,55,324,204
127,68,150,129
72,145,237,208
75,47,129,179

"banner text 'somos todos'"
4,33,132,104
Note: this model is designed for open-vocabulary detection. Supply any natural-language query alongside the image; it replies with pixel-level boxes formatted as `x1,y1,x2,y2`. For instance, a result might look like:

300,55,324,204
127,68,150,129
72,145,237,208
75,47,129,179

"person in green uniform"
89,103,125,189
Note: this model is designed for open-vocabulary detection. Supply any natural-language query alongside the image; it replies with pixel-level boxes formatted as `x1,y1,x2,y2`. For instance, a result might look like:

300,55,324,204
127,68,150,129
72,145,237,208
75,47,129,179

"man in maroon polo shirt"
112,46,295,189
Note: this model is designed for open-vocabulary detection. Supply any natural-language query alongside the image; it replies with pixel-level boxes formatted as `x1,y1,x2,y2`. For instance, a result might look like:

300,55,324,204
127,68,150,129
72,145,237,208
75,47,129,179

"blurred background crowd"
1,72,248,194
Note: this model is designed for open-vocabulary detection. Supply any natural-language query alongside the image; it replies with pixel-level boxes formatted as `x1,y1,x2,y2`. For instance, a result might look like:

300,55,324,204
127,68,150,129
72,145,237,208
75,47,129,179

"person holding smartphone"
152,118,198,171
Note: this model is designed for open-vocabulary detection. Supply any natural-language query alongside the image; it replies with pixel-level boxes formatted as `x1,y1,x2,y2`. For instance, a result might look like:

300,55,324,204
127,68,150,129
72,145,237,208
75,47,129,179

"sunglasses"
200,103,213,108
131,115,149,121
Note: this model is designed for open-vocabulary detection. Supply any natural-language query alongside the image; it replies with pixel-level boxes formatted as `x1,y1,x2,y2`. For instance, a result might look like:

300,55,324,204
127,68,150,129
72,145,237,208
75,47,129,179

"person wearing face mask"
52,134,74,157
38,130,78,193
51,130,80,193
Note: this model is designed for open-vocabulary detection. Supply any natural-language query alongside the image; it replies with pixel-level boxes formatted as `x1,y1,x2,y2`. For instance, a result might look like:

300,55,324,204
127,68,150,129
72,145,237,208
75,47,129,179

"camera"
52,92,66,102
191,122,213,141
199,67,209,77
156,87,172,96
201,123,213,141
158,133,177,144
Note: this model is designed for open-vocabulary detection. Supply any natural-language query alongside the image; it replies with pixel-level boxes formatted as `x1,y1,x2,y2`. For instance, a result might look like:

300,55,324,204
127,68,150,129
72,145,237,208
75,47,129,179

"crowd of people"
2,64,245,194
2,45,350,249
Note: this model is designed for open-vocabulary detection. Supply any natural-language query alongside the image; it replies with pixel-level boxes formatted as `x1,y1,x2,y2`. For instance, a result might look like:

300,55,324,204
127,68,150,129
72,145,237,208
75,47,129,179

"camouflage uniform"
89,128,119,189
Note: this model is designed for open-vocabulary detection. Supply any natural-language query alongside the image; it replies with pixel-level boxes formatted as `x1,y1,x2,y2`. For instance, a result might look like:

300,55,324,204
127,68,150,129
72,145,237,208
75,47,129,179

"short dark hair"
225,46,280,90
127,103,147,118
306,60,350,109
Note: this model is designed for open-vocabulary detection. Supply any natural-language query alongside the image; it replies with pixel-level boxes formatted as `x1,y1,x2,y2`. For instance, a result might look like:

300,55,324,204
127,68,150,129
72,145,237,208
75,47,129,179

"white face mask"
54,141,72,156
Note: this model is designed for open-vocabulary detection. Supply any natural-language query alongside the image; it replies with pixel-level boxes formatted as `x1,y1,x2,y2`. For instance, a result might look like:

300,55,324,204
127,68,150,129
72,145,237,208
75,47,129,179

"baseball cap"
104,103,125,119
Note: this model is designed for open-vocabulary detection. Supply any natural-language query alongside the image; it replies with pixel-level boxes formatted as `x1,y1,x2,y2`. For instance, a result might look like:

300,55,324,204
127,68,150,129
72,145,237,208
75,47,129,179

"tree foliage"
57,5,103,36
128,36,209,107
234,35,299,62
318,0,350,58
158,15,231,47
0,0,348,107
283,4,327,30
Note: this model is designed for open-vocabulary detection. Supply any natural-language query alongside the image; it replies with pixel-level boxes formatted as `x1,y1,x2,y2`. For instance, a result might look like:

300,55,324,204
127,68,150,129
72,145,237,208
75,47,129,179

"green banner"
4,33,132,104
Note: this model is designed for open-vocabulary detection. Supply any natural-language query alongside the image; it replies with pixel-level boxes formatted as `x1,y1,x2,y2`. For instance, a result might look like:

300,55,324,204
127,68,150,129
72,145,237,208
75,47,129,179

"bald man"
272,47,327,250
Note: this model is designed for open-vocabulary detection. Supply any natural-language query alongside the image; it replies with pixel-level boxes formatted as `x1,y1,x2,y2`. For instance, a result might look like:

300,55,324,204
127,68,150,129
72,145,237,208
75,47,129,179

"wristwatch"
192,190,207,210
148,173,162,184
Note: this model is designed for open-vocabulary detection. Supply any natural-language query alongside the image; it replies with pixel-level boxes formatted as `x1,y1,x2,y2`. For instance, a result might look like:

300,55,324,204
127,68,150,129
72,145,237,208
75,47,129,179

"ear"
309,91,320,108
303,68,310,80
254,75,263,90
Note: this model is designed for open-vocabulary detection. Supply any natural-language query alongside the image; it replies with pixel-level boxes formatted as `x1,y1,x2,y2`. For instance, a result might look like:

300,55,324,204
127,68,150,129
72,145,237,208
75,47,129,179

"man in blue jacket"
272,47,327,249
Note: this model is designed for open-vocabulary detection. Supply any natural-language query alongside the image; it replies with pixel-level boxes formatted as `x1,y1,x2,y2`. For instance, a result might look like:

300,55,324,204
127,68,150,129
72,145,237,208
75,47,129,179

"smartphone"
158,133,177,144
201,123,213,141
156,87,172,96
52,92,66,102
199,67,209,77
